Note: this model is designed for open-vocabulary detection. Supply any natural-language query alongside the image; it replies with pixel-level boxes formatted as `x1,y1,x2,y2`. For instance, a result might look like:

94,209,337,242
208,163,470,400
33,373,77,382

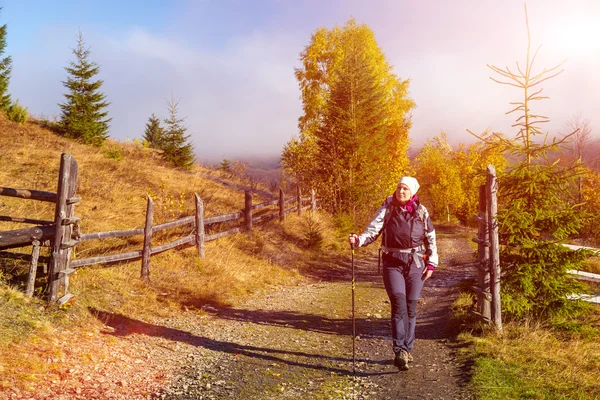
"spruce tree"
142,113,165,149
0,9,12,111
59,30,111,146
162,94,195,170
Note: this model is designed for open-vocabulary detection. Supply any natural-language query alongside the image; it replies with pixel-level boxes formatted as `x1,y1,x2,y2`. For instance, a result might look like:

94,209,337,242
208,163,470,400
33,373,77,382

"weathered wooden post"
25,232,42,298
311,189,316,213
245,190,253,239
487,165,502,333
279,188,284,222
194,193,205,258
297,186,302,217
47,153,79,303
476,184,491,322
141,196,154,281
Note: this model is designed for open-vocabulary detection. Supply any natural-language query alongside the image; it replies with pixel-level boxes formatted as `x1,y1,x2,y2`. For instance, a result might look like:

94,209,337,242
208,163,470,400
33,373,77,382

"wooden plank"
245,190,252,239
79,228,144,242
57,293,74,306
71,250,142,267
153,215,194,232
568,269,600,283
48,153,78,302
195,193,205,258
251,199,278,211
0,225,54,250
206,227,242,242
252,213,277,224
279,188,284,222
204,212,243,225
0,216,54,225
151,235,195,254
297,187,302,217
476,184,491,322
284,197,295,205
0,250,50,263
25,240,41,298
141,196,154,281
0,187,57,203
487,164,502,333
284,205,298,216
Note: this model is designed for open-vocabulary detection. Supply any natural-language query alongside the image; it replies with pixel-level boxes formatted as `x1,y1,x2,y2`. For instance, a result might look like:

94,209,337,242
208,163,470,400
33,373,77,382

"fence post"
245,190,253,239
141,196,154,281
486,164,502,333
311,189,316,213
279,188,284,222
195,193,205,258
25,239,41,298
297,186,302,217
477,185,491,322
47,153,79,303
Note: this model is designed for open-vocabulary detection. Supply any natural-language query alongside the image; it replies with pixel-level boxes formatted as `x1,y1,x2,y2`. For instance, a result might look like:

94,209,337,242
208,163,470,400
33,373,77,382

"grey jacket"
356,195,439,267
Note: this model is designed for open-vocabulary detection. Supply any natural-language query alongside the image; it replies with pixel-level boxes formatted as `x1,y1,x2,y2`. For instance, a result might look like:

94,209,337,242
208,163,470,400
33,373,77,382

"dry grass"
452,283,600,399
0,114,346,393
457,320,600,399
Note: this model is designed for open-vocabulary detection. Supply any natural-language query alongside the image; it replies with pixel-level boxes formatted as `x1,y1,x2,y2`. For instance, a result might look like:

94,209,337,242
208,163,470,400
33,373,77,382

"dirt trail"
111,224,476,400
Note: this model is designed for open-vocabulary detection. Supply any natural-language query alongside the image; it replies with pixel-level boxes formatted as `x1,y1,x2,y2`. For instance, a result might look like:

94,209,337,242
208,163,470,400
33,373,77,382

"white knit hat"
397,176,419,195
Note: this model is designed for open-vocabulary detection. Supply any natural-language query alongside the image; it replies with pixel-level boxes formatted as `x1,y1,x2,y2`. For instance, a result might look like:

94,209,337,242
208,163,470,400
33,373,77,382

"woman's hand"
348,233,359,249
422,266,434,281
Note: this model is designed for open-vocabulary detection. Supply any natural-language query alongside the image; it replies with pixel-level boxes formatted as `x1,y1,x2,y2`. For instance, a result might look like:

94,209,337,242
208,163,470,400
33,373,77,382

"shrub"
5,100,27,124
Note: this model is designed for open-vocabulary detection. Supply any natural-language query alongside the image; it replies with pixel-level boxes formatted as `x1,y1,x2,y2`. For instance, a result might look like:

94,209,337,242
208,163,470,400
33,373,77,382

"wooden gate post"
477,185,491,322
244,190,253,239
278,188,284,222
47,153,79,303
297,186,302,217
311,189,316,213
487,165,502,333
141,196,154,281
194,193,205,258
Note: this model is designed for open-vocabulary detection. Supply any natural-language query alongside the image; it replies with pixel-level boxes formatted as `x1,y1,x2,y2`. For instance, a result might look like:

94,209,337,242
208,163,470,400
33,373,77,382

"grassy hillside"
0,114,349,392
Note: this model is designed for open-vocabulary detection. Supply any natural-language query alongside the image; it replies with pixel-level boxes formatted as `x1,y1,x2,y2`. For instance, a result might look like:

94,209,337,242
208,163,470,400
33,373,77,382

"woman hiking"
348,176,438,371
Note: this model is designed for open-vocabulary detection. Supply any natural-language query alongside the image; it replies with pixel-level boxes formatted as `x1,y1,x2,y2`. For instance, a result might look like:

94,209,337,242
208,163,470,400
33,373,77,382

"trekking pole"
351,246,356,376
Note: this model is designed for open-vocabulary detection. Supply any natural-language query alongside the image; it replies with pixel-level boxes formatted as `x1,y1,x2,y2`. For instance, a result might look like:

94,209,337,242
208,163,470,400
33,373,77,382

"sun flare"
547,15,600,57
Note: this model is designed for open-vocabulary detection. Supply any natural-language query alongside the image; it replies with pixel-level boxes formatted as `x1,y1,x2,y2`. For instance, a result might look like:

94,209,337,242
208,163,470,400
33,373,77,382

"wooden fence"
0,153,316,304
0,153,79,304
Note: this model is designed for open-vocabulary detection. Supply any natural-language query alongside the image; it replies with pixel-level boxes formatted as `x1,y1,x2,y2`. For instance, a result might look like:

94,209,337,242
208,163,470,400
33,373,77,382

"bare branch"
529,59,567,83
489,77,522,88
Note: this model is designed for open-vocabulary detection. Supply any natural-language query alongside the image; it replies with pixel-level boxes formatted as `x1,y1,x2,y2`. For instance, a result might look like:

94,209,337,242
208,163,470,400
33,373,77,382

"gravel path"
151,224,477,399
6,224,476,400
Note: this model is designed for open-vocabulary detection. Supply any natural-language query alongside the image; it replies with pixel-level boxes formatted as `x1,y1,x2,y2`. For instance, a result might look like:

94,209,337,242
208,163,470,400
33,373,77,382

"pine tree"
142,113,165,149
162,94,195,170
0,9,12,111
59,30,111,146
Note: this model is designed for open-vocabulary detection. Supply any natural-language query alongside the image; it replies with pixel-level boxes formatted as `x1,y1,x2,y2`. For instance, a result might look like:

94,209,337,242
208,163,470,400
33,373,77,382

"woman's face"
395,184,412,205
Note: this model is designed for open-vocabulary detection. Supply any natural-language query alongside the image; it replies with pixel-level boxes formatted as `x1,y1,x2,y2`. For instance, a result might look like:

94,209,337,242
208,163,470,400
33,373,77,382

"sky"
3,0,600,165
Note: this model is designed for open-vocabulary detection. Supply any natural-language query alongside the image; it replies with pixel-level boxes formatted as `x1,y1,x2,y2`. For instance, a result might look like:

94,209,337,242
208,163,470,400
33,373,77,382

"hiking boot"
407,352,414,363
394,350,409,371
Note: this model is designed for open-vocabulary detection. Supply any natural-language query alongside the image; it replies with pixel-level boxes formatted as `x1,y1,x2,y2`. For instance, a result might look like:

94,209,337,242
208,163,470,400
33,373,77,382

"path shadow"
89,308,396,378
